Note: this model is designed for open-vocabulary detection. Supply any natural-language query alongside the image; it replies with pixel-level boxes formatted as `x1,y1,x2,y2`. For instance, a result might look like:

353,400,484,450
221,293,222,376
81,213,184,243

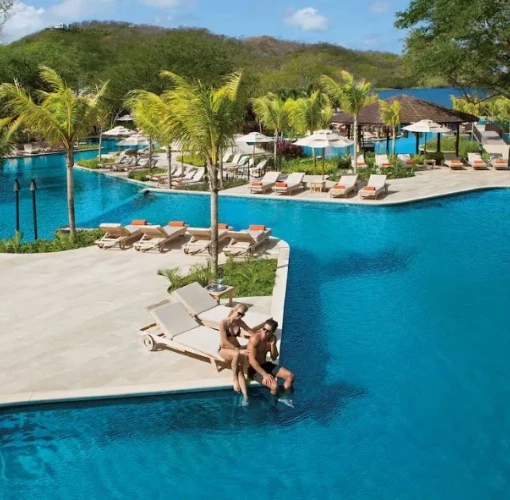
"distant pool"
1,188,510,499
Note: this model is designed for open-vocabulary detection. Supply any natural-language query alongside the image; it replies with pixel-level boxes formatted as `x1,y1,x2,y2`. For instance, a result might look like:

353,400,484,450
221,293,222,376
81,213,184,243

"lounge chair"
110,155,136,171
359,175,388,200
356,155,368,169
134,221,187,252
444,158,465,170
272,172,305,195
375,154,392,170
397,154,417,168
140,301,248,371
95,220,146,249
173,282,271,331
467,153,489,170
329,175,358,198
224,225,272,256
126,158,157,172
250,171,280,194
184,224,231,255
173,168,204,187
250,158,269,178
490,157,509,170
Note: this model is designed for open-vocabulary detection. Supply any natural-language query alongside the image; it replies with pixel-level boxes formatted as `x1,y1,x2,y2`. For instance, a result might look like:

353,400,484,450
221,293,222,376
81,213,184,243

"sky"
4,0,412,53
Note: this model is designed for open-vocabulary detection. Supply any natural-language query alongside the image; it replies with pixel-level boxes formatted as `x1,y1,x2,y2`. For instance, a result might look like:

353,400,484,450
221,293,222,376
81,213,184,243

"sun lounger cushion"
249,225,266,231
151,302,198,339
251,182,262,186
170,221,185,227
275,182,287,187
333,184,346,189
382,163,391,166
357,162,366,166
364,186,376,191
173,282,217,315
131,219,148,226
218,223,228,229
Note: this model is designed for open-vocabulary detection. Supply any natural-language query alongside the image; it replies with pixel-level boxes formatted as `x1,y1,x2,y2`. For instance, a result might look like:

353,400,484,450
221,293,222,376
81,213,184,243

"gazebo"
331,94,479,156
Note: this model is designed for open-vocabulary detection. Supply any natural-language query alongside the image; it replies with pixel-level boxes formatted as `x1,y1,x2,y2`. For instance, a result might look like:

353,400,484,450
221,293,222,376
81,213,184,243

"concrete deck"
220,166,510,205
0,237,289,407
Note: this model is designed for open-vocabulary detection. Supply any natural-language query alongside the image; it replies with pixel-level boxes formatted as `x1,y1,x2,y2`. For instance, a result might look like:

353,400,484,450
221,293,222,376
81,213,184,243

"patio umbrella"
118,132,150,147
116,114,133,122
236,132,274,165
103,126,135,137
294,132,353,180
403,120,450,154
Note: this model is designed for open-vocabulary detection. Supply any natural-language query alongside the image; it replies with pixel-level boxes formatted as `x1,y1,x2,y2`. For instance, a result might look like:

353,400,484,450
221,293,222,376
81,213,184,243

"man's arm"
268,335,279,361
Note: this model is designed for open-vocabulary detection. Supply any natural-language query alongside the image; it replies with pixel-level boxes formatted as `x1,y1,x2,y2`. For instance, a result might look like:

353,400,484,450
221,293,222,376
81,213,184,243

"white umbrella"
403,120,450,154
117,114,133,122
118,133,150,147
103,126,135,137
295,132,353,180
236,132,274,164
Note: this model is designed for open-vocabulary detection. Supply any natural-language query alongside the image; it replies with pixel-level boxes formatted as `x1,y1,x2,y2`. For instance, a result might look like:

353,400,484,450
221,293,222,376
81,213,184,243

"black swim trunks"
248,362,279,384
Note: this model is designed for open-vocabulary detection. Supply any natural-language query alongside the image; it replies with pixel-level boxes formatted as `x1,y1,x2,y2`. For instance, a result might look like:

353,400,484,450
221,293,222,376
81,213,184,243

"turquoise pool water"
1,188,510,499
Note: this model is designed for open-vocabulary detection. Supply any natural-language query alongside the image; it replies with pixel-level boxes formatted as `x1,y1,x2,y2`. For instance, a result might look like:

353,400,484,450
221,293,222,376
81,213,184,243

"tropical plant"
95,100,113,163
379,100,401,156
286,90,332,172
161,71,245,277
321,71,376,173
0,66,109,238
251,93,290,168
0,117,15,164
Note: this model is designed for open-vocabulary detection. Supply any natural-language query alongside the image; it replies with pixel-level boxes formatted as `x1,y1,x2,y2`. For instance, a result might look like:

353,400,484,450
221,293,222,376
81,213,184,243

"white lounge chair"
134,222,187,252
250,171,280,194
356,155,368,169
173,282,271,331
111,156,136,171
329,175,358,198
173,168,205,187
397,154,417,168
490,157,509,170
140,301,248,371
444,158,465,170
375,154,392,169
184,225,231,255
224,225,272,256
250,158,269,178
95,221,144,249
272,172,305,195
359,175,388,199
467,153,489,170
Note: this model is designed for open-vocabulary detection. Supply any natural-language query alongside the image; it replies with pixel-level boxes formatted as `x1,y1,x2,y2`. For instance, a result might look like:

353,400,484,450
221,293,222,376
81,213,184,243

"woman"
219,304,255,405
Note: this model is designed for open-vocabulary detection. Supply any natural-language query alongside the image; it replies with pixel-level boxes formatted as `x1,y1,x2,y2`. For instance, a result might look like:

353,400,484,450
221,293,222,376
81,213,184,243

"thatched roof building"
331,94,479,125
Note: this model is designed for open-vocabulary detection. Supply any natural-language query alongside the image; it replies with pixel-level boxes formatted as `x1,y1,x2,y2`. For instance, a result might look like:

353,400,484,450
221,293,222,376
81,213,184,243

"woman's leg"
237,368,248,404
219,349,241,392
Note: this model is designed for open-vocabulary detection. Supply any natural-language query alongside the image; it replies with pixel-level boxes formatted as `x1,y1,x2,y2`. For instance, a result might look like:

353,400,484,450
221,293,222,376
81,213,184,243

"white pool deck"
0,237,289,408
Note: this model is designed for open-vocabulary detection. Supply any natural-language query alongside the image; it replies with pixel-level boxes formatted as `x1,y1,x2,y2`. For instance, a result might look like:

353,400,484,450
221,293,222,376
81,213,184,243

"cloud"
369,1,390,14
2,0,116,42
283,7,329,32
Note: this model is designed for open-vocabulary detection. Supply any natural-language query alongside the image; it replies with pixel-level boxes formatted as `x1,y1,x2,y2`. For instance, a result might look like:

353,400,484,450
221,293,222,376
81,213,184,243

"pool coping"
0,240,290,409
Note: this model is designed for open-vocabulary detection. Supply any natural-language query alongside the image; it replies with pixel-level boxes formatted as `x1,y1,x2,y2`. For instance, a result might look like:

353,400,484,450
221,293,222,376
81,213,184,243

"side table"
206,285,234,306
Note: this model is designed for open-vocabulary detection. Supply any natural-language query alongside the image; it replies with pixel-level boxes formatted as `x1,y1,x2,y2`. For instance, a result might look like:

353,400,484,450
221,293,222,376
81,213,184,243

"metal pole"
415,132,420,154
30,179,38,240
13,179,21,233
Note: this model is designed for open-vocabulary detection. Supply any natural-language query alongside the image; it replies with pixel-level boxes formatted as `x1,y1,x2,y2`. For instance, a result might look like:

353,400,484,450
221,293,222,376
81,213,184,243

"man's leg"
275,366,294,390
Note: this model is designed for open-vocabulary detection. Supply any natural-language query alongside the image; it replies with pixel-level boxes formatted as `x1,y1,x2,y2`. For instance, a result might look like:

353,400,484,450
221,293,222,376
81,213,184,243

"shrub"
128,167,165,181
178,179,245,191
281,156,345,176
158,258,277,297
0,229,104,254
277,141,303,159
424,136,482,160
176,153,205,167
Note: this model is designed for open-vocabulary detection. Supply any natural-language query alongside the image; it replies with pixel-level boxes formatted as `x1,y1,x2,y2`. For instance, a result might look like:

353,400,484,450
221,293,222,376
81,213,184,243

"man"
247,319,294,396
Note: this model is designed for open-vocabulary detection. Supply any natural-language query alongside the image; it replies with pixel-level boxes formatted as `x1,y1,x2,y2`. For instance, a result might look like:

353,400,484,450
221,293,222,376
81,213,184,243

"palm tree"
125,90,175,183
321,71,376,173
162,71,245,276
451,95,483,139
252,93,290,169
96,101,112,164
287,90,332,172
0,66,109,238
0,117,15,164
379,100,401,156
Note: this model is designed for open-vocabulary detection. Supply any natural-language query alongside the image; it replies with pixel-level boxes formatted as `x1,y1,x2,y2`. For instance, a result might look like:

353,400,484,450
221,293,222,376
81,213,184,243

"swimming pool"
1,188,510,499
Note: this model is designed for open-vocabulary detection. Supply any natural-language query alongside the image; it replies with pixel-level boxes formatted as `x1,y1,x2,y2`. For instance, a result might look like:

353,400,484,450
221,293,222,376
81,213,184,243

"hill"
0,21,418,110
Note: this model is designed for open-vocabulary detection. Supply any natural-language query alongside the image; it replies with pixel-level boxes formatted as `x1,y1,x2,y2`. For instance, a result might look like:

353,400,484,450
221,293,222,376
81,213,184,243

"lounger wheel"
143,334,157,351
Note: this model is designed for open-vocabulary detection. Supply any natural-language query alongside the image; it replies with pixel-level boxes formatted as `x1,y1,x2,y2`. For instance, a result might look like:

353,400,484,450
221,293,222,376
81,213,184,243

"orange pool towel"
364,186,376,191
275,182,288,187
169,221,185,227
333,185,346,189
131,219,148,226
218,223,228,229
251,182,262,186
249,225,266,231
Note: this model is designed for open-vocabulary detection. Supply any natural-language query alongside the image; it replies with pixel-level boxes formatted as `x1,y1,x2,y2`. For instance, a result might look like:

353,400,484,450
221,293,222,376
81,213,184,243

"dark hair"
264,319,278,333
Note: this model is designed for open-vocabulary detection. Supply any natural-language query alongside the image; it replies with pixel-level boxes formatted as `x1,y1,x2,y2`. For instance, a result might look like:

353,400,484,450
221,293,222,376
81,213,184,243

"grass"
176,153,205,167
158,258,277,297
179,179,247,191
128,167,165,181
423,136,483,159
281,156,350,176
78,157,115,169
0,229,104,253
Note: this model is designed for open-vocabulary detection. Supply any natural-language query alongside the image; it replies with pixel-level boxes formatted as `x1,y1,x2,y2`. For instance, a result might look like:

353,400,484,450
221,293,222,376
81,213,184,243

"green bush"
158,258,277,297
128,167,165,181
177,179,246,191
0,229,104,254
281,156,346,175
79,157,115,169
424,136,482,160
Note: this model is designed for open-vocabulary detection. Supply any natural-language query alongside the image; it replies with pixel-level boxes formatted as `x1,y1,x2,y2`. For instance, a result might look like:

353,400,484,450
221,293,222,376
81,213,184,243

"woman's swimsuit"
219,322,241,351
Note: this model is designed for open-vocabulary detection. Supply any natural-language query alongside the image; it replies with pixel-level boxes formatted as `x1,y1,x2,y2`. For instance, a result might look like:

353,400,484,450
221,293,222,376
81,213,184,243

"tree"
395,0,510,99
162,71,245,276
0,66,109,237
379,100,401,156
95,100,113,164
321,71,376,172
0,117,15,164
251,93,290,169
125,89,175,186
0,1,14,37
287,90,332,172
